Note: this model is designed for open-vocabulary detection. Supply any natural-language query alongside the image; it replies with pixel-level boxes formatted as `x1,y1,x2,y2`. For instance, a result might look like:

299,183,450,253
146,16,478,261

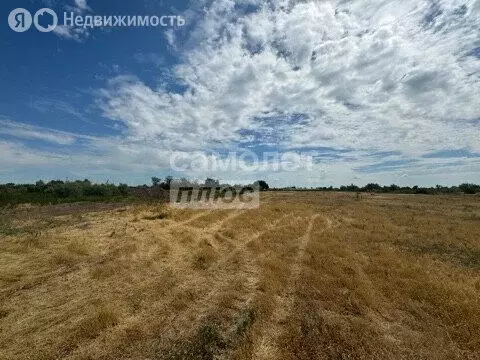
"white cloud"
99,1,479,158
0,120,77,145
0,140,65,167
74,0,91,12
6,0,480,186
133,52,165,67
53,25,89,42
53,0,92,42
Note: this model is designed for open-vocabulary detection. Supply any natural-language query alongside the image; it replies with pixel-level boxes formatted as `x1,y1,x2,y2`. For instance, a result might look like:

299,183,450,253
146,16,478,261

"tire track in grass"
207,209,248,233
69,211,296,359
178,210,213,225
151,212,298,354
253,214,333,360
204,212,297,313
189,212,297,316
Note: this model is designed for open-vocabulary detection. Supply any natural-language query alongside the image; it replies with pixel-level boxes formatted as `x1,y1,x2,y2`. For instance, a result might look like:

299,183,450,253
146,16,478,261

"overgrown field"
1,193,479,359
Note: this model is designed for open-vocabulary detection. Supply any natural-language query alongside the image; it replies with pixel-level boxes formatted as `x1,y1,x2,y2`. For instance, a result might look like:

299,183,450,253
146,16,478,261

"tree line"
272,183,480,195
0,179,130,206
149,177,270,191
0,178,478,206
0,178,270,206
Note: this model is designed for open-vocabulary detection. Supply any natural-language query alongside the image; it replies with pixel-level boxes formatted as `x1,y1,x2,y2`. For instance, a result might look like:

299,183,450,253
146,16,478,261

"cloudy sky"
1,0,479,186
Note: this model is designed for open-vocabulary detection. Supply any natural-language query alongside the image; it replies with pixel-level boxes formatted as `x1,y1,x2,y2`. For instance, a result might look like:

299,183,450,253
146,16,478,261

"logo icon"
33,8,57,32
170,185,260,209
8,8,32,32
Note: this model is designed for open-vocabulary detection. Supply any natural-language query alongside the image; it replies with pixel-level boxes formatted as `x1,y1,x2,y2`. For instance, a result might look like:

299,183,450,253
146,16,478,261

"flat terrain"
0,192,479,359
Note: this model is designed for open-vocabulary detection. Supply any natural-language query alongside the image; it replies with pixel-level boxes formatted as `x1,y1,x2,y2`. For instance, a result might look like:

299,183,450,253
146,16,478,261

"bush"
0,179,134,206
459,183,480,194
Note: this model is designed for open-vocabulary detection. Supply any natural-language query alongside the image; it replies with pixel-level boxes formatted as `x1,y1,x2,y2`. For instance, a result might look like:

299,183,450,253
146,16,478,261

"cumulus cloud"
5,0,480,185
94,0,480,184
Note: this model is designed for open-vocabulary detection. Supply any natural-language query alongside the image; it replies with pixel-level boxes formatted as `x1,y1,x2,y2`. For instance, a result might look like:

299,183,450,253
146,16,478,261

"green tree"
151,177,161,186
254,180,270,191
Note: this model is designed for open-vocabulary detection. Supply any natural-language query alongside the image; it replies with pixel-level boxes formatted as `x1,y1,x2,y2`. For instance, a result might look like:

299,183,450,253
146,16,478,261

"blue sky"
1,0,479,186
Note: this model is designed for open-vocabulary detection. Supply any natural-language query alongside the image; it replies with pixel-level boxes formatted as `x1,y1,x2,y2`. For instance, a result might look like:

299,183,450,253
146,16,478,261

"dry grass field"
1,192,479,359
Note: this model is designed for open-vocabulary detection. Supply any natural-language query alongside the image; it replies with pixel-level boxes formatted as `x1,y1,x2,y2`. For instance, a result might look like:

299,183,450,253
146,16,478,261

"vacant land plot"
0,192,479,359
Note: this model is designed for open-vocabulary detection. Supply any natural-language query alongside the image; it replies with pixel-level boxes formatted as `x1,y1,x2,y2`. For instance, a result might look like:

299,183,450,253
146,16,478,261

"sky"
1,0,479,187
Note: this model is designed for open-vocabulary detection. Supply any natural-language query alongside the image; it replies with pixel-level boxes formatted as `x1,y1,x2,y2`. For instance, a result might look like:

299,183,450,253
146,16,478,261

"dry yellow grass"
0,192,479,359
